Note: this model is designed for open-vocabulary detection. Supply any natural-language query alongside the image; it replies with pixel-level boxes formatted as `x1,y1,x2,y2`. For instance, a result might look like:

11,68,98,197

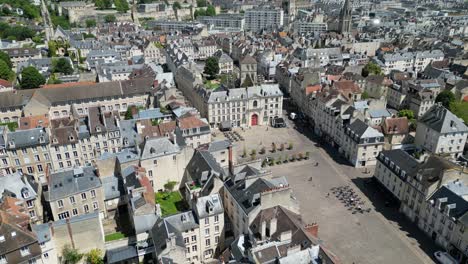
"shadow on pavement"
351,176,440,262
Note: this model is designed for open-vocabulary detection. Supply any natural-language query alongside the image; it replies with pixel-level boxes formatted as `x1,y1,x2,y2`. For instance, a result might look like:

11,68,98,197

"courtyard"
217,119,439,264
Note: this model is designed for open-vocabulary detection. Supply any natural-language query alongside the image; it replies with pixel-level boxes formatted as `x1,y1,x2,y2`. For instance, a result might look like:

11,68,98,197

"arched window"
253,100,258,107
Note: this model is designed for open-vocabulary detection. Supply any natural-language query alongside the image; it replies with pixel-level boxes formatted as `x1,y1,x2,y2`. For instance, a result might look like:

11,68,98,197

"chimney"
228,144,234,175
305,223,319,237
269,217,277,237
261,220,266,240
48,222,54,236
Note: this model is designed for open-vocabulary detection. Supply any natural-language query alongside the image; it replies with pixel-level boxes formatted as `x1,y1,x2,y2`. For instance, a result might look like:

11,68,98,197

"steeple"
339,0,353,34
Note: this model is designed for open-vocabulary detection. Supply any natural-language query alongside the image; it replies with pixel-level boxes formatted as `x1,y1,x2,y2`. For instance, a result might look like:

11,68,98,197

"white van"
289,112,297,120
434,251,458,264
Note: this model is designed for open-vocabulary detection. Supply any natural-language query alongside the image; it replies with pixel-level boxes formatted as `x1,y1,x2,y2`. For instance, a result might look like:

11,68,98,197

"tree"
206,5,216,16
0,51,12,69
114,0,129,13
362,62,383,77
85,19,96,28
203,57,219,79
86,249,103,264
164,181,177,192
436,90,455,108
62,245,83,264
398,109,415,120
104,14,116,23
0,60,14,81
95,0,112,9
361,91,370,99
194,8,206,18
53,58,74,75
173,1,181,10
20,66,45,89
241,75,253,87
196,0,207,7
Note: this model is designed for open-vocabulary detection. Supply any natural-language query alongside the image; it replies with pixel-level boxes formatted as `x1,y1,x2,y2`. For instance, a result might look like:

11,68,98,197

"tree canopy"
362,62,383,77
435,90,455,108
196,0,207,7
62,245,83,264
206,5,216,16
0,51,12,69
86,249,104,264
114,0,129,13
85,19,97,28
104,14,117,23
398,109,415,120
52,58,74,75
173,1,182,10
95,0,112,9
0,22,35,41
20,66,45,89
204,57,219,79
0,60,14,81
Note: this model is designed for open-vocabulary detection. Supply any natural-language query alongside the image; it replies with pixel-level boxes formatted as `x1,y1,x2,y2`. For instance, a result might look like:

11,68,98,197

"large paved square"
223,123,438,264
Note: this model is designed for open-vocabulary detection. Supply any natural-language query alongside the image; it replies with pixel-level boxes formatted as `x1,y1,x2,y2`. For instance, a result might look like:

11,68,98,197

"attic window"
69,135,75,141
53,138,58,144
96,127,101,132
150,148,156,154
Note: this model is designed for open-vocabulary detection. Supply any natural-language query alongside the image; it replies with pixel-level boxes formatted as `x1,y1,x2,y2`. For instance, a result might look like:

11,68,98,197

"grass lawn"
155,191,188,217
105,232,126,242
450,101,468,124
204,80,220,90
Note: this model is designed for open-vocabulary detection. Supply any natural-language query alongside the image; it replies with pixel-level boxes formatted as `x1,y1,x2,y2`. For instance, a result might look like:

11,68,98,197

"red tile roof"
19,115,50,130
383,117,409,135
178,116,208,130
0,79,12,87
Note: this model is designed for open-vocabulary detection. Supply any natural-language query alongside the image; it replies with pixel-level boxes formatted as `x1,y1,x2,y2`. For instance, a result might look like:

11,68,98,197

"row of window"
57,190,97,208
57,202,99,220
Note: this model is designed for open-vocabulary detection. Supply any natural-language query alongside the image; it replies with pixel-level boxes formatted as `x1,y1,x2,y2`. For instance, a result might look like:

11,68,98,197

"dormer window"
21,188,30,198
96,127,101,132
69,135,74,141
8,141,14,148
150,148,156,154
53,138,58,144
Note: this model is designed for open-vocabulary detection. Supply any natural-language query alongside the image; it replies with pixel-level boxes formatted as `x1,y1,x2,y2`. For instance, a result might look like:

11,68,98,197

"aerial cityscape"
0,0,468,263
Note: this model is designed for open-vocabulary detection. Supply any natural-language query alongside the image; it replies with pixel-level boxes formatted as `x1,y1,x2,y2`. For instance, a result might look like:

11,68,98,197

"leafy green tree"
241,75,253,87
0,51,12,69
85,19,97,28
53,58,74,75
362,62,383,77
398,109,415,120
95,0,112,9
20,66,45,89
203,57,219,79
196,0,207,7
0,60,14,81
449,101,468,124
194,9,206,18
62,245,83,264
114,0,129,13
86,249,104,264
206,5,216,16
361,91,370,99
173,1,181,10
164,181,177,192
0,23,35,41
104,14,117,22
435,90,455,108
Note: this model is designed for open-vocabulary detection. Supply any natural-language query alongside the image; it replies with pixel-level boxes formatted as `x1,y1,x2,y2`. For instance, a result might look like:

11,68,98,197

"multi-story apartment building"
224,175,299,238
0,172,43,223
375,50,444,75
293,20,327,35
4,47,42,69
49,118,83,172
144,42,166,64
5,127,51,184
177,115,211,148
0,89,34,124
139,137,193,192
374,149,420,202
340,119,385,167
244,7,284,32
44,166,106,220
198,14,245,32
151,194,224,263
207,84,283,128
23,77,153,120
407,79,441,118
240,56,257,86
214,52,234,74
194,40,218,61
415,104,468,159
0,208,43,264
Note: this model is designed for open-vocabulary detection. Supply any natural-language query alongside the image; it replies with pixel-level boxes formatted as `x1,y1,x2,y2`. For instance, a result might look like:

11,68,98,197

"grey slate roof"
207,140,231,153
429,185,468,220
193,194,223,219
140,137,180,160
378,149,419,180
6,127,49,149
419,104,468,134
45,166,101,201
106,246,138,264
0,172,38,200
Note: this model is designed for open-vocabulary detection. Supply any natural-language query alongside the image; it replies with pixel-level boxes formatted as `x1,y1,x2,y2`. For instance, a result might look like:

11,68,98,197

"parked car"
434,251,458,264
271,117,286,128
289,112,297,120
